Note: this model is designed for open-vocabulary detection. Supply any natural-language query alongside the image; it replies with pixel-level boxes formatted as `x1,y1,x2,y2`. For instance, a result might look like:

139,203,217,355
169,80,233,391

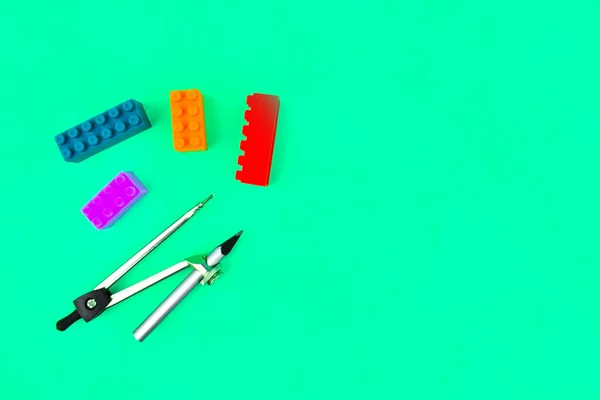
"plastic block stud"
236,93,280,186
169,89,207,151
82,172,148,230
55,100,151,163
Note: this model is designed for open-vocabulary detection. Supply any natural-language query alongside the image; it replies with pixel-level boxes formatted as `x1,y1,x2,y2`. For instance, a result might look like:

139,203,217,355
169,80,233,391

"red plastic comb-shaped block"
236,93,280,186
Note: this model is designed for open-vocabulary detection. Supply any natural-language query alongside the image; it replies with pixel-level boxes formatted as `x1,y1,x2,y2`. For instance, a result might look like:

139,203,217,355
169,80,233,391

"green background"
1,0,599,399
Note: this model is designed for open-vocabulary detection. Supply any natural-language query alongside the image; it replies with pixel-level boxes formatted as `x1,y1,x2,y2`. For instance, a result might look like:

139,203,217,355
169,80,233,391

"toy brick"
169,89,207,152
235,93,280,186
81,172,148,230
55,99,151,163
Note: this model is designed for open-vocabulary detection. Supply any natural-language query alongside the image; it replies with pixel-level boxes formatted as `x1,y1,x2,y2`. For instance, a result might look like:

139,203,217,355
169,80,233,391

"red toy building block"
235,93,280,186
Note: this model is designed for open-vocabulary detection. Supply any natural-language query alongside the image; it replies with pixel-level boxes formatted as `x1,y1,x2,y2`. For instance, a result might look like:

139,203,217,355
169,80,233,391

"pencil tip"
220,230,243,255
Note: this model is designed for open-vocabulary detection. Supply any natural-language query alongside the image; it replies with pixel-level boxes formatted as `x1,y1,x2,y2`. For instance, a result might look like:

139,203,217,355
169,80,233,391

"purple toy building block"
82,172,148,230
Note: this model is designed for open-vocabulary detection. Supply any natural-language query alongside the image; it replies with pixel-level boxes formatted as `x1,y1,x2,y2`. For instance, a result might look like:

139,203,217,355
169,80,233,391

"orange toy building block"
169,89,207,151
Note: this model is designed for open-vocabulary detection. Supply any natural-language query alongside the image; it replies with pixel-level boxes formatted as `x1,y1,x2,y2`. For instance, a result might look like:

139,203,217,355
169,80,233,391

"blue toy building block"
55,99,152,163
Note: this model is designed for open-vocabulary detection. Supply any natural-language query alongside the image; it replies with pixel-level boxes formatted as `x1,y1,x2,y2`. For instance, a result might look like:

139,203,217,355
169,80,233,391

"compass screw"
86,298,97,309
